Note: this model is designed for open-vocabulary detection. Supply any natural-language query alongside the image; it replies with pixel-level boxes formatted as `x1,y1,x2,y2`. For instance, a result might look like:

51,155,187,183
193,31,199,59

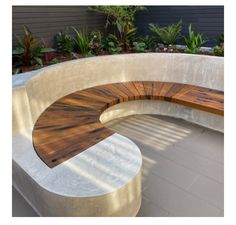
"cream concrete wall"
12,53,224,217
15,53,223,125
100,100,224,133
13,156,142,217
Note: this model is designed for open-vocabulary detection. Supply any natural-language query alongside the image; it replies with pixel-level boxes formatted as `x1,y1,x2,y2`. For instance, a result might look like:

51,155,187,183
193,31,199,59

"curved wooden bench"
33,81,224,168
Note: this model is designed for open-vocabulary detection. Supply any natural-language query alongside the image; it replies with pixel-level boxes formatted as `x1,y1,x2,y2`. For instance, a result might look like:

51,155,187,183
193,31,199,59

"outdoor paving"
12,114,224,217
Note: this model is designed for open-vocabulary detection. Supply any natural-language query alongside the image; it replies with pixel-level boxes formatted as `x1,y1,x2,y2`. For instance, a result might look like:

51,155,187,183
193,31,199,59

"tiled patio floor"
12,115,224,217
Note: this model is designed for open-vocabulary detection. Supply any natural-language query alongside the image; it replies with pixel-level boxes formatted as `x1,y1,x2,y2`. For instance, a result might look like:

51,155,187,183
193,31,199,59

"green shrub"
49,58,60,65
107,41,122,54
13,26,54,66
89,6,146,51
183,24,207,54
217,33,224,46
84,52,94,58
137,35,156,50
56,30,73,54
133,42,146,52
104,35,122,54
213,46,224,56
71,27,90,55
88,31,103,55
149,21,182,46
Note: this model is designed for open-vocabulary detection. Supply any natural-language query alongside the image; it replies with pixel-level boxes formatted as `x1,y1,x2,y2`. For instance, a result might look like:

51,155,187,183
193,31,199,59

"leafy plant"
217,33,224,46
133,42,146,52
103,34,122,54
138,35,156,50
49,58,60,65
34,64,44,70
88,31,103,55
84,52,94,58
13,68,21,75
213,33,224,57
89,6,146,51
71,27,90,55
13,26,54,66
149,20,182,46
108,42,122,54
183,24,207,54
56,30,73,54
213,45,224,57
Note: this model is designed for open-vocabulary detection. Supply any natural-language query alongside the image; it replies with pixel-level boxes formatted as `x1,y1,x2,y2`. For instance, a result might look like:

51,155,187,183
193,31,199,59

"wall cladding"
12,6,106,47
13,5,224,47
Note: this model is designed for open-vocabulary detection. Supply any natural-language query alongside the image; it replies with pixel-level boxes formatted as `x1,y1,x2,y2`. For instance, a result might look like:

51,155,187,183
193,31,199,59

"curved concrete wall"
12,53,224,216
100,100,223,132
13,53,224,130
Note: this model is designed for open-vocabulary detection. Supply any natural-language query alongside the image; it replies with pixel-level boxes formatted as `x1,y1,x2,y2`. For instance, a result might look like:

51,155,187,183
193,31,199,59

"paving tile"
175,129,224,164
141,149,199,190
147,144,224,184
106,114,224,217
137,196,169,217
143,174,221,217
218,210,224,217
108,114,204,151
188,175,224,209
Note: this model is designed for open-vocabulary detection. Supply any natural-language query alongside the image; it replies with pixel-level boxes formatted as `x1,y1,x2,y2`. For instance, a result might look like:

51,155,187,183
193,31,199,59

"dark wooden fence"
12,6,106,47
12,5,224,47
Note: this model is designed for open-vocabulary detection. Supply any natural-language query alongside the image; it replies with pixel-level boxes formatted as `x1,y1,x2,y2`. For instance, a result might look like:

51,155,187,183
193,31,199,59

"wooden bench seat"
33,81,224,168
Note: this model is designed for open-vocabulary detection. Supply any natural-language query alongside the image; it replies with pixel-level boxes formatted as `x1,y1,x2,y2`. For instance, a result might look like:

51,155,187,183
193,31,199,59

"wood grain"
33,81,224,168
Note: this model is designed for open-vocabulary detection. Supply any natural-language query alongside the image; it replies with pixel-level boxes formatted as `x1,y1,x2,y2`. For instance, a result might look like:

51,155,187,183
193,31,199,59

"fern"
149,21,182,46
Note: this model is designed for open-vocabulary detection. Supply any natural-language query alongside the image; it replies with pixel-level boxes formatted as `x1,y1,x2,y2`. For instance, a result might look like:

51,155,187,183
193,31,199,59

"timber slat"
33,81,224,168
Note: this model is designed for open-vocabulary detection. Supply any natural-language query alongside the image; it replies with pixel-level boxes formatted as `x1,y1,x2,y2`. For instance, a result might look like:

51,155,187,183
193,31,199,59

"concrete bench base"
101,100,224,133
12,53,224,216
13,132,142,216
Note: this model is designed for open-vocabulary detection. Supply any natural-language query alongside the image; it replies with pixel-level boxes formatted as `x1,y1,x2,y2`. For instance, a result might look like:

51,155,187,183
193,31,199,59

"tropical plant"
217,33,224,47
213,33,224,57
89,6,146,51
213,45,224,57
138,35,156,50
103,34,121,54
149,20,182,46
108,42,122,54
71,27,90,55
84,52,94,58
49,58,60,65
183,24,207,54
56,30,73,54
133,42,146,52
88,31,103,55
13,26,54,66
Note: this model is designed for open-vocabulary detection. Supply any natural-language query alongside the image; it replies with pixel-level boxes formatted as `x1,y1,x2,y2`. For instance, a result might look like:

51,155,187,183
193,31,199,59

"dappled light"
61,133,141,195
105,114,191,150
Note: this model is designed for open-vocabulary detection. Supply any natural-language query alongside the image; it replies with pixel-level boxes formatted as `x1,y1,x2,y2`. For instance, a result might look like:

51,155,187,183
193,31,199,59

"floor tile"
188,175,224,209
141,149,199,190
137,196,169,217
148,144,224,183
143,174,221,217
175,129,224,164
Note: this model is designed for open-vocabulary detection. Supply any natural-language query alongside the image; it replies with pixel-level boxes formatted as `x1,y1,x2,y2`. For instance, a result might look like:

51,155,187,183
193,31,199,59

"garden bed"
12,6,224,75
